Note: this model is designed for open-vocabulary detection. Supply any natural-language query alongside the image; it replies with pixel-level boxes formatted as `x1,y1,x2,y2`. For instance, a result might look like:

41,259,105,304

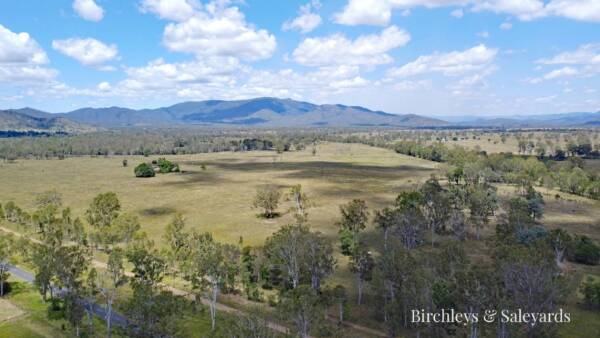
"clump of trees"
134,158,179,178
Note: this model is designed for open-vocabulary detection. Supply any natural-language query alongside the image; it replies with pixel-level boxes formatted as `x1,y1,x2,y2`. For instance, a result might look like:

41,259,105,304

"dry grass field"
0,142,438,247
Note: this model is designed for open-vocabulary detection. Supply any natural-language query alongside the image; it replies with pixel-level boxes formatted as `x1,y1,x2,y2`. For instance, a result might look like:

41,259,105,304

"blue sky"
0,0,598,116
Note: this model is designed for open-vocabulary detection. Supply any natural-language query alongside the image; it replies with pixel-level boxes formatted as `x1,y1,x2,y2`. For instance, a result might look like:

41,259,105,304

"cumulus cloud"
139,0,200,22
52,38,118,67
0,24,48,64
282,0,322,33
146,1,277,61
388,44,497,77
499,21,513,29
292,26,410,67
333,0,600,26
0,24,56,83
73,0,104,22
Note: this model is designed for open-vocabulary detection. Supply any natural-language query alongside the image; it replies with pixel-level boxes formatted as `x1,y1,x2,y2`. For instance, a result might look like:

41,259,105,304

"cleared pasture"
0,142,438,246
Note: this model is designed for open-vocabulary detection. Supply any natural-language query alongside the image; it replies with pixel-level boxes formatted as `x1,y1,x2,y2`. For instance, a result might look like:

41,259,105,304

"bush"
581,277,600,310
157,158,180,173
571,236,600,265
134,163,155,178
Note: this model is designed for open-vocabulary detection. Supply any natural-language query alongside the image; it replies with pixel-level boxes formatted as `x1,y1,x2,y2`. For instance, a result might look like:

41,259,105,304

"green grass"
0,280,68,338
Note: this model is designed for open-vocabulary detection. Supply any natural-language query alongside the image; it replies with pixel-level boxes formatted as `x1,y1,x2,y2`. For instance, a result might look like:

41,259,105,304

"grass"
0,142,437,247
0,279,67,338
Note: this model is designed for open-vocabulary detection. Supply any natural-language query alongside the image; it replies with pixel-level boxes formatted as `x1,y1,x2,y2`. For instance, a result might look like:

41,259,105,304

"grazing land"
0,142,437,246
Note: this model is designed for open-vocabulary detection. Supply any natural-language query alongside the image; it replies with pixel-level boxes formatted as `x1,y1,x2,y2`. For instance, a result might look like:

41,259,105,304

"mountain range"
1,97,599,133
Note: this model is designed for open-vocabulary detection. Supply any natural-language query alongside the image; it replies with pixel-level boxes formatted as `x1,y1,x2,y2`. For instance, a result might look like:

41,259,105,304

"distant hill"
453,111,600,128
5,98,599,129
0,110,95,134
52,97,448,128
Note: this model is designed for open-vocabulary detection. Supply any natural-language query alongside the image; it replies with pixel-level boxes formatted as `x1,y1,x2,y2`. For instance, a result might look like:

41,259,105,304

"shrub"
134,163,155,178
571,236,600,265
157,158,180,173
581,277,600,310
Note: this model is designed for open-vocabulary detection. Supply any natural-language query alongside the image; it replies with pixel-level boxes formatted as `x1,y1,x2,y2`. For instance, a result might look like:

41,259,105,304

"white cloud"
283,1,322,34
0,24,57,83
451,8,464,17
545,0,600,22
333,0,468,26
530,44,600,83
0,24,48,64
52,38,118,67
97,81,111,92
73,0,104,22
499,21,513,29
333,0,600,26
537,43,600,65
161,3,276,61
292,26,410,67
472,0,545,21
139,0,200,22
528,66,579,83
388,44,497,77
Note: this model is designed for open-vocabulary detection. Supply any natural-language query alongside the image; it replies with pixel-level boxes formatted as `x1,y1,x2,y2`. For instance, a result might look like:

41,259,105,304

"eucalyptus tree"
181,232,240,330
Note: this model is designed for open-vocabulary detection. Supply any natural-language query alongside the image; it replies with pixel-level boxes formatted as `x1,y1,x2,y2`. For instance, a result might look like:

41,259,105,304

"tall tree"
337,199,369,255
0,235,14,296
264,224,309,289
181,232,240,330
101,248,127,338
303,231,335,291
349,244,374,305
278,285,323,338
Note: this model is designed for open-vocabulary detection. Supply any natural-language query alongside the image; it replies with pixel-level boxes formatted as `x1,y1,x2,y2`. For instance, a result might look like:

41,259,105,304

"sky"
0,0,598,117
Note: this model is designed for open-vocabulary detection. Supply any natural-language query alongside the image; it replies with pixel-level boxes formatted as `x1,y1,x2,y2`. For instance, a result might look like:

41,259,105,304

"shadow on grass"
255,212,282,219
138,206,177,217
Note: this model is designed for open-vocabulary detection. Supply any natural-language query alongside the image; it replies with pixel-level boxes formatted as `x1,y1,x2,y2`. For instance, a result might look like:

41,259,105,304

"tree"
467,184,498,240
223,307,276,338
101,249,127,338
393,191,426,250
181,232,240,330
111,213,141,244
303,231,335,291
253,185,281,218
0,235,14,296
278,285,323,338
419,178,451,246
548,229,572,266
288,184,312,224
134,162,155,177
337,199,368,254
496,245,565,337
349,244,374,305
524,185,544,221
330,285,347,324
571,236,600,265
35,190,62,209
263,224,309,289
86,192,121,228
